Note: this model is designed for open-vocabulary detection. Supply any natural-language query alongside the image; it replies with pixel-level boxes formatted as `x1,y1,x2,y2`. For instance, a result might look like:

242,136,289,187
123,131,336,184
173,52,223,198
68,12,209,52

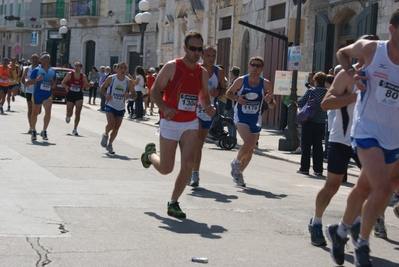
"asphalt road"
0,96,398,267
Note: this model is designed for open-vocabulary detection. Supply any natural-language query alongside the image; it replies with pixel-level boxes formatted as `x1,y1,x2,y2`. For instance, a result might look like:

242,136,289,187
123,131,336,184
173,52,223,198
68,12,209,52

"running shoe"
101,133,108,148
389,192,399,205
291,147,301,154
31,130,37,141
393,203,399,218
354,245,372,267
325,224,349,265
373,218,387,239
230,159,245,186
308,219,326,246
11,96,15,102
0,106,3,114
313,172,323,176
72,129,78,136
167,201,186,219
350,222,361,246
40,130,48,140
7,106,10,112
188,172,199,187
296,169,309,175
65,116,71,124
28,128,32,134
141,143,156,168
106,144,114,154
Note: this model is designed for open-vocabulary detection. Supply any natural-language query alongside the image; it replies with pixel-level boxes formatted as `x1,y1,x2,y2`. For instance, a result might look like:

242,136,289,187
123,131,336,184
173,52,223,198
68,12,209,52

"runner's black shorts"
327,142,361,174
66,91,84,103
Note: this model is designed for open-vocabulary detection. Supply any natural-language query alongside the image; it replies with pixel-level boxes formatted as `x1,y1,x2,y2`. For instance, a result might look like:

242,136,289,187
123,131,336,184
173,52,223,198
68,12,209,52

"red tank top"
162,58,202,122
0,65,10,87
67,71,84,93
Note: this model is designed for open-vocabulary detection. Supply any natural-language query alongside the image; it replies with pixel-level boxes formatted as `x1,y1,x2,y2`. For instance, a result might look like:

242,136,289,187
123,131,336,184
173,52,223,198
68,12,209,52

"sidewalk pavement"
82,96,361,179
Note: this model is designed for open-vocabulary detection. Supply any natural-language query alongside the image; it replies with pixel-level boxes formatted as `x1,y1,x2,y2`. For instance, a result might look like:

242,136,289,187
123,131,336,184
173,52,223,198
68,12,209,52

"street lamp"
135,0,151,67
58,18,68,66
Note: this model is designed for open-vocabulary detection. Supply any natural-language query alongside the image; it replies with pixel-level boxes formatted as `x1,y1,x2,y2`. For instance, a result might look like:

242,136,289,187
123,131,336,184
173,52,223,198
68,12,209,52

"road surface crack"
26,237,51,266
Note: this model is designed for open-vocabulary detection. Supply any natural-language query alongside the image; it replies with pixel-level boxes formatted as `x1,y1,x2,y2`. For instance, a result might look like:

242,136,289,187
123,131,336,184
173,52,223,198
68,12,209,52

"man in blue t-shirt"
24,52,56,141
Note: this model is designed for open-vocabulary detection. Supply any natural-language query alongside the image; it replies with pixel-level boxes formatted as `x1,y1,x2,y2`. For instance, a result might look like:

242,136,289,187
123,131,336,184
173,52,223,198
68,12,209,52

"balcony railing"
70,0,100,17
40,3,69,19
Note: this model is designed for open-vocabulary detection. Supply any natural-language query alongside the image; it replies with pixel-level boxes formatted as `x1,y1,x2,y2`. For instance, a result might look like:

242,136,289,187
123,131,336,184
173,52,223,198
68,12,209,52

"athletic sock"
337,219,351,238
312,215,322,225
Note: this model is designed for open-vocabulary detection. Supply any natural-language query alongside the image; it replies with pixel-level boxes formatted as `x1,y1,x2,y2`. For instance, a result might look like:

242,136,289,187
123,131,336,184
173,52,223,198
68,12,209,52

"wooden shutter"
355,2,378,40
313,14,334,73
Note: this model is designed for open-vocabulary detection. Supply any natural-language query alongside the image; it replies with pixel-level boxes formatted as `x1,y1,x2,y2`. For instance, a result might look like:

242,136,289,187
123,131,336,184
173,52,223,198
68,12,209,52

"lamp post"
58,18,68,66
278,0,305,151
134,0,151,67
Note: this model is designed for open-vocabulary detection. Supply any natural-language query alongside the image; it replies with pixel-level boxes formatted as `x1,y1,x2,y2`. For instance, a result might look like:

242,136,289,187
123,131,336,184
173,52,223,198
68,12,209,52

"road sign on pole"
287,46,301,71
13,45,22,55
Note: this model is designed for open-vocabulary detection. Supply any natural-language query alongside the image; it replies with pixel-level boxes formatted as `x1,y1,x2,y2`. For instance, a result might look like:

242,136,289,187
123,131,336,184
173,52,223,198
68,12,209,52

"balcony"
70,0,100,25
40,2,68,27
0,16,42,31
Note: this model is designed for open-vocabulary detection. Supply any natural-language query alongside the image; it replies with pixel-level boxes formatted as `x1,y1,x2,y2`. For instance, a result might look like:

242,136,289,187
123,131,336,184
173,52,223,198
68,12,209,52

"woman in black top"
297,71,328,176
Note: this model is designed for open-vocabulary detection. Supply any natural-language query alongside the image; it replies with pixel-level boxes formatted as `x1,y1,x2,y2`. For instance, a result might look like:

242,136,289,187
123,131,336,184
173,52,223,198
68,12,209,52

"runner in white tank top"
326,13,399,266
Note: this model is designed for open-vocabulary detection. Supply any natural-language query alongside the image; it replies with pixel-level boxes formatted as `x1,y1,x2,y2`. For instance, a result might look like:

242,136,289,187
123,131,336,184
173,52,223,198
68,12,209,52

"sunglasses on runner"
188,46,203,52
250,63,263,68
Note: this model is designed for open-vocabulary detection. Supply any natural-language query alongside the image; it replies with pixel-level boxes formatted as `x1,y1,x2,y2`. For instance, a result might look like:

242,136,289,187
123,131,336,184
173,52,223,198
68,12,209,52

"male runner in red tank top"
140,30,216,219
61,62,91,136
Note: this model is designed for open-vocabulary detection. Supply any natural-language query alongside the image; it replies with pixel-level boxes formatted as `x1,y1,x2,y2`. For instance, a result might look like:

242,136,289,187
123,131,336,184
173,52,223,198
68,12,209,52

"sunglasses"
188,46,203,52
250,63,263,68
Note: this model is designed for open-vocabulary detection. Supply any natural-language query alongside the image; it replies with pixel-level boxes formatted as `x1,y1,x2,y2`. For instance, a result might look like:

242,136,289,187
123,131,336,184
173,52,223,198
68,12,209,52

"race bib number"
375,80,399,107
197,104,212,121
112,93,124,102
40,82,51,91
242,101,260,114
70,85,80,92
178,93,198,112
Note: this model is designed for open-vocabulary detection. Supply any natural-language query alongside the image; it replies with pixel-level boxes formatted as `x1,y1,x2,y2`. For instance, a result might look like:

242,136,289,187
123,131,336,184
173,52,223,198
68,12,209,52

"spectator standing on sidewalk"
296,71,327,176
87,66,100,105
132,66,147,119
97,66,106,111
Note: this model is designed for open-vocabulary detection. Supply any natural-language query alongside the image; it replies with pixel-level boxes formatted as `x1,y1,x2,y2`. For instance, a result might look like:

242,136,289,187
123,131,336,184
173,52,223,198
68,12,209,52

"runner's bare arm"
199,67,216,117
150,60,176,113
61,72,71,91
226,76,246,104
321,69,358,111
263,79,275,108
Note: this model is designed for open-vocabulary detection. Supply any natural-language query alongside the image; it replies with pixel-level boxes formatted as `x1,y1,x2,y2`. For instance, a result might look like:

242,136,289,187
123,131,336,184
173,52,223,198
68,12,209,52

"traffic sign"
287,46,301,71
273,70,309,96
13,45,22,55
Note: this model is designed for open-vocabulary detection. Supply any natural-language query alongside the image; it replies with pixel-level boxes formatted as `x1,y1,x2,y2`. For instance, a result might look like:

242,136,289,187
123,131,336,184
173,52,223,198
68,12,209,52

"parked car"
52,67,73,102
18,67,72,102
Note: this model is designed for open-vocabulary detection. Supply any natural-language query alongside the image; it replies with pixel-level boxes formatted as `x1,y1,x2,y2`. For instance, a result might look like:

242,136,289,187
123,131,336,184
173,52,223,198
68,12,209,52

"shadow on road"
188,187,238,203
102,153,134,161
239,187,287,199
29,141,56,146
144,212,227,239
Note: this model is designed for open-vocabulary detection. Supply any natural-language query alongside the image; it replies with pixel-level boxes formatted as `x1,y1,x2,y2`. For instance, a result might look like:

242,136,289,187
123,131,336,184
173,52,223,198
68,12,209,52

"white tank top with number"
25,66,35,94
106,75,129,111
197,67,218,121
351,40,399,149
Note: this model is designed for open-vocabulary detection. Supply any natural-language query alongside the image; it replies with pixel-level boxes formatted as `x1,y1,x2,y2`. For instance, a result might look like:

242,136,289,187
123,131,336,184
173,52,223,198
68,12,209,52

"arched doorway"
85,41,96,75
